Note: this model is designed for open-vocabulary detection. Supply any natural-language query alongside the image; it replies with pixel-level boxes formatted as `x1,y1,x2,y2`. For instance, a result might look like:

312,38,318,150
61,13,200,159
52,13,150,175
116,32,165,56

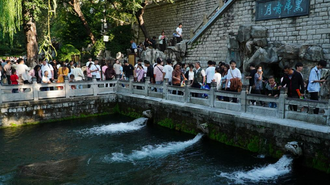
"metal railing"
1,76,329,126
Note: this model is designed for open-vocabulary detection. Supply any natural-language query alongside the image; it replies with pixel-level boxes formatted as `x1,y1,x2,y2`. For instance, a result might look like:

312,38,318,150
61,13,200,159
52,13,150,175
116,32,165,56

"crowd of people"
1,55,328,114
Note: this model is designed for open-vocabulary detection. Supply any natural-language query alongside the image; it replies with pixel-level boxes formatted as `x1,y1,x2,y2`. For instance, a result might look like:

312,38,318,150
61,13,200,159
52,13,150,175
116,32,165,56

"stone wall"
117,93,330,173
184,0,330,66
137,0,219,43
0,95,117,127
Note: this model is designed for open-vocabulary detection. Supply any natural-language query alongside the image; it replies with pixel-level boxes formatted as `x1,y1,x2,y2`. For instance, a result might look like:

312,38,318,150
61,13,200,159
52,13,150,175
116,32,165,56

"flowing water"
1,114,330,185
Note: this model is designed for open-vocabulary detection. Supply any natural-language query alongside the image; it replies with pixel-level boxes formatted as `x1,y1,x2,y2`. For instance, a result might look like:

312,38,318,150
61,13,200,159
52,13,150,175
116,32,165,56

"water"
1,114,330,185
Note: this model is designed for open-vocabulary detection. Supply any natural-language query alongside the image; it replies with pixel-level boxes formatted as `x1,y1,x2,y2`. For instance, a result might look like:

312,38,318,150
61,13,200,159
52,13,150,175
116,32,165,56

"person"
163,59,173,85
150,36,157,49
102,60,109,80
212,67,222,91
57,64,69,84
265,76,279,108
136,64,146,82
16,59,31,84
69,74,76,89
130,40,137,54
191,62,206,89
113,60,122,79
159,31,166,52
185,64,195,85
41,70,51,91
4,60,12,84
279,65,305,111
225,60,242,102
246,63,257,93
191,62,206,97
145,60,154,83
254,66,263,95
40,59,54,82
105,64,116,80
71,64,84,82
90,60,101,81
221,64,229,90
174,23,183,43
10,69,19,93
205,60,216,88
307,60,327,114
154,58,164,92
122,60,134,80
172,64,186,86
32,65,42,83
86,63,93,81
86,58,94,67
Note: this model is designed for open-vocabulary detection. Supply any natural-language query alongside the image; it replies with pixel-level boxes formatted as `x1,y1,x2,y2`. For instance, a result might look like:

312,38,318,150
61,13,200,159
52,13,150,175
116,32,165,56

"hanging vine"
0,0,23,45
39,0,57,61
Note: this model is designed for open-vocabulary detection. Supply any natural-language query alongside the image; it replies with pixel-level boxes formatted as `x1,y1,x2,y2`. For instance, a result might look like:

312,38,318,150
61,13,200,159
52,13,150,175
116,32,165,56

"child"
42,71,51,91
10,69,19,93
265,76,279,108
69,74,76,89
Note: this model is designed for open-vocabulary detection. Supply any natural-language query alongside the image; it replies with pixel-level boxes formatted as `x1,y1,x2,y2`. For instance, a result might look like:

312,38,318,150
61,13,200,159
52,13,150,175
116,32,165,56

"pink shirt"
153,65,164,82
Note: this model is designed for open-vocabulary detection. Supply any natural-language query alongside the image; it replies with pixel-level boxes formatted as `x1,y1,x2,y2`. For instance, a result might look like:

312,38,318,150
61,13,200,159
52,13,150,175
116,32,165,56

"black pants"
176,37,182,43
6,75,11,84
310,92,319,114
191,83,201,97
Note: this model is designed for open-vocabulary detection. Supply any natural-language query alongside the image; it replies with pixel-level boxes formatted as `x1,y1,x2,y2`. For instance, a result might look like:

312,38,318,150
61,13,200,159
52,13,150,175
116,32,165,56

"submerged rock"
18,156,87,179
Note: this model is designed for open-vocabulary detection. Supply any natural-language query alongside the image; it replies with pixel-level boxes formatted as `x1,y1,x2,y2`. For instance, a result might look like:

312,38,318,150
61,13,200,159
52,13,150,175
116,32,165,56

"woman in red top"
10,69,19,93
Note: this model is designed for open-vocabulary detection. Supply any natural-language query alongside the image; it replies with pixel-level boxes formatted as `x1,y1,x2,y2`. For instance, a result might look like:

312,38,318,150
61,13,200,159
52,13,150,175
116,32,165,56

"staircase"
188,0,237,44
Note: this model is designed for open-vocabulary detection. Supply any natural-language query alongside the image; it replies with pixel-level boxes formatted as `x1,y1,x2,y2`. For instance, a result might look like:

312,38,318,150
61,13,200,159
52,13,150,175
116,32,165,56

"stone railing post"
65,76,71,98
277,88,287,119
145,77,150,96
163,78,169,99
129,75,134,94
240,85,247,112
184,80,190,103
91,75,98,96
32,77,39,101
326,99,330,126
209,82,216,107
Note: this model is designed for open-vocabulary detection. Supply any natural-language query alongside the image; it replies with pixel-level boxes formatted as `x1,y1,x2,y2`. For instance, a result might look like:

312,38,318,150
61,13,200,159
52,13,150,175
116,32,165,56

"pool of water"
1,114,330,185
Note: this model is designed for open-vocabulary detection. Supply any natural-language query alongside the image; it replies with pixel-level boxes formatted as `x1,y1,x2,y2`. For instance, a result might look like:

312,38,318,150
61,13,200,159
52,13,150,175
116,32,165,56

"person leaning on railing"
307,60,327,114
278,65,305,111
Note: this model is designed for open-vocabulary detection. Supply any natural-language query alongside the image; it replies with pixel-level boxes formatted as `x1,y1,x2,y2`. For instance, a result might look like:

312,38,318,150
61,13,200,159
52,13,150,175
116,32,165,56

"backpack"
229,69,242,92
105,68,114,79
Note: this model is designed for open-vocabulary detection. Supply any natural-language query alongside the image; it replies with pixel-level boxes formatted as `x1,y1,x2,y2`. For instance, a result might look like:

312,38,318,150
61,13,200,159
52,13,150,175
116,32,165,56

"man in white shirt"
163,59,173,85
16,59,31,84
205,60,216,88
113,59,122,78
90,59,101,80
40,60,54,81
175,23,183,43
225,60,242,102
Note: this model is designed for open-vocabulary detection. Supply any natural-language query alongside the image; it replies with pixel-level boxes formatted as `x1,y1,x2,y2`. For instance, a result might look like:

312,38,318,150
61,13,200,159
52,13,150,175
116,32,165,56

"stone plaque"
256,0,310,21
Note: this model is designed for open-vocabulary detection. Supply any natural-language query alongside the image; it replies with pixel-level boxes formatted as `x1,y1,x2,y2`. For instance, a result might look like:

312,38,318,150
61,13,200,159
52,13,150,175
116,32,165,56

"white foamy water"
106,133,203,162
219,155,293,184
79,117,148,135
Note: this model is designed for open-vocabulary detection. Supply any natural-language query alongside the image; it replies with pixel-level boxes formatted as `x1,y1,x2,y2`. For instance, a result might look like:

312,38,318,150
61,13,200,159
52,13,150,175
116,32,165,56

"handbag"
229,69,242,92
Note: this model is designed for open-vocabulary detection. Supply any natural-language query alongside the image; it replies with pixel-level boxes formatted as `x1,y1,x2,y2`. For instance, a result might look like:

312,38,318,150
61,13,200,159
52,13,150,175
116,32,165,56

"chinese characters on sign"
256,0,310,21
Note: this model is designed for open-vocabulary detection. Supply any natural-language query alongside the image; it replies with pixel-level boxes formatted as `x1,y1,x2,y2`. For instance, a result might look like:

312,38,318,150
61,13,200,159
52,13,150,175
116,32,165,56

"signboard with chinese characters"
256,0,310,21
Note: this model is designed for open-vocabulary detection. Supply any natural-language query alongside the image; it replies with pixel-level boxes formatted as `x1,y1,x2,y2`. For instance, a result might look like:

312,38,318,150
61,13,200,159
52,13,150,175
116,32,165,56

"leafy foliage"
57,44,80,61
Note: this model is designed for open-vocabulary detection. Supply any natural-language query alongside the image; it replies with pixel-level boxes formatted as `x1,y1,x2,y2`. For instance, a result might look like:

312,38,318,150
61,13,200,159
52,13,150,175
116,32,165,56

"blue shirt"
307,66,321,92
131,42,137,49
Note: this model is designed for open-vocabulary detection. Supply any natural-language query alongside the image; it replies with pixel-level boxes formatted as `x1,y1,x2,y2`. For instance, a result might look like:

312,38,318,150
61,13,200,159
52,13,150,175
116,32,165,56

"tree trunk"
23,2,38,67
71,0,96,45
135,3,149,39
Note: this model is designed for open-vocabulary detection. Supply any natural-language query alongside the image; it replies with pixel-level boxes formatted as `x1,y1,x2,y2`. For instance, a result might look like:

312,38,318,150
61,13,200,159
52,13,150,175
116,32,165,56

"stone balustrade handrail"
1,75,329,125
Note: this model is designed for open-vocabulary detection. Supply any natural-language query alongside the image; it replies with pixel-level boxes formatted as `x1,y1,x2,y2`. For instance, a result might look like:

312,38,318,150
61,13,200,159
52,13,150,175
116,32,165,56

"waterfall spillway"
79,117,148,135
106,133,203,163
219,155,293,184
